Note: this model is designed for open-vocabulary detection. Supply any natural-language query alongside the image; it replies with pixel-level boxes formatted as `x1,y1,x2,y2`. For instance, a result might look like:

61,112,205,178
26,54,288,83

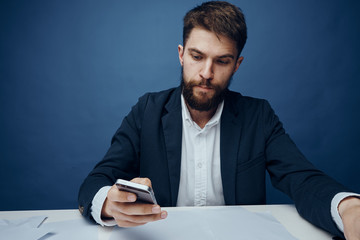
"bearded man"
78,2,360,239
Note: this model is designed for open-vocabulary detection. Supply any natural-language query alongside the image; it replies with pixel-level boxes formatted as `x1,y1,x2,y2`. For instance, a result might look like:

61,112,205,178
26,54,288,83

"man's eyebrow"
188,48,203,54
218,54,235,59
188,48,234,59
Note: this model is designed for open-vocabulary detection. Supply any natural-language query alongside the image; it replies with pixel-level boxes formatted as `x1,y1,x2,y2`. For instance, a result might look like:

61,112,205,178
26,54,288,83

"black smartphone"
115,179,157,204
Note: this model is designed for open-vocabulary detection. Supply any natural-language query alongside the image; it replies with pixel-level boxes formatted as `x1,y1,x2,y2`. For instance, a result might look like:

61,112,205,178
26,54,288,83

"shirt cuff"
91,186,117,227
331,192,360,232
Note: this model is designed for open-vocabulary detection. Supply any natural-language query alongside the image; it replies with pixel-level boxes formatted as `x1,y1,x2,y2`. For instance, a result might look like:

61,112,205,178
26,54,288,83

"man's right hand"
101,177,168,227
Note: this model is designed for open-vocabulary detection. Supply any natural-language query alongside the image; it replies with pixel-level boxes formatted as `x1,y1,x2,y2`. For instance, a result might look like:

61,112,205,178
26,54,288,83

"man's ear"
178,44,184,66
233,56,244,74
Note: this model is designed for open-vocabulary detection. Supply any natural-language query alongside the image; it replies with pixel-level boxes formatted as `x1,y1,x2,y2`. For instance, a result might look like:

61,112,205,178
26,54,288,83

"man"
78,1,360,239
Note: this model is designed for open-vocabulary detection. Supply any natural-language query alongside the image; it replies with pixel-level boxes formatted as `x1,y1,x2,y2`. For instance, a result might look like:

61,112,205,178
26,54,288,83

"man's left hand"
339,197,360,240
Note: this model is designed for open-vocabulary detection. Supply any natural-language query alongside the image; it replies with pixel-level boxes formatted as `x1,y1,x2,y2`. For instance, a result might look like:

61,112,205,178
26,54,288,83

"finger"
131,177,152,188
113,210,168,227
114,202,161,216
114,219,147,228
107,185,137,203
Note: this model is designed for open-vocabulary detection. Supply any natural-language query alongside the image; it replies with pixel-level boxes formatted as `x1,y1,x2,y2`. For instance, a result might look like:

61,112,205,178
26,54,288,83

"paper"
0,215,99,240
0,216,49,240
110,207,298,240
40,217,98,240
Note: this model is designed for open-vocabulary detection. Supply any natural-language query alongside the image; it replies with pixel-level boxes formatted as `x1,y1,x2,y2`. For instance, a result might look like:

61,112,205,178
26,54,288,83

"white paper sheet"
0,216,49,240
40,217,98,240
110,207,298,240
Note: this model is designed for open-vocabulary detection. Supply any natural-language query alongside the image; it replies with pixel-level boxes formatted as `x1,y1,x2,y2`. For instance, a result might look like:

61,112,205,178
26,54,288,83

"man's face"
178,27,243,111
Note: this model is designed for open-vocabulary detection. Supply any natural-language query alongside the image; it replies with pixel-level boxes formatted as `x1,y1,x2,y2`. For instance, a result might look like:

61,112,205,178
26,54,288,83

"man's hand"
339,197,360,240
101,177,167,227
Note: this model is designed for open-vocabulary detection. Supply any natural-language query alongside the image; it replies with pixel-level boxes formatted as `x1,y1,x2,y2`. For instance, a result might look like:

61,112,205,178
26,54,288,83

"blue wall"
1,0,359,210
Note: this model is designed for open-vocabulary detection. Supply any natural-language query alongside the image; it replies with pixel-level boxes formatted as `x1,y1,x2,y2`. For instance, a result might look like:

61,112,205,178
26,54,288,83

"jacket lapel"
161,87,182,206
220,92,242,205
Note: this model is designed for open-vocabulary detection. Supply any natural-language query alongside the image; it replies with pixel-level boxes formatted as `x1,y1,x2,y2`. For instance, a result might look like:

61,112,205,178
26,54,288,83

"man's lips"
194,85,213,90
194,85,213,93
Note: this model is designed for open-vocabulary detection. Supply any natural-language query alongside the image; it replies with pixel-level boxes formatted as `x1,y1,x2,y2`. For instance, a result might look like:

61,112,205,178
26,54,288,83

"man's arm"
261,100,353,238
78,93,150,221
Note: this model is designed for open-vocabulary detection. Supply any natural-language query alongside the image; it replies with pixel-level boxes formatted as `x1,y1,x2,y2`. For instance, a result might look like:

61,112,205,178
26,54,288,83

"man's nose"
200,60,214,80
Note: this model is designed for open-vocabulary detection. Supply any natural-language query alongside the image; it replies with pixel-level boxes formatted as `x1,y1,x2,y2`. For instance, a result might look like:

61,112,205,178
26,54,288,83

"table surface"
0,204,334,240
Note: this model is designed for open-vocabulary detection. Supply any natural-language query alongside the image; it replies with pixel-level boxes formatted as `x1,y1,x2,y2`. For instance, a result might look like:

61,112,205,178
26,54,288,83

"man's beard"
181,70,231,112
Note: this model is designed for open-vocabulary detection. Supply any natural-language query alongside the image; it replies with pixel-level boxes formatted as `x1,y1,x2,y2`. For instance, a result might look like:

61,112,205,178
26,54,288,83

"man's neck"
185,102,218,129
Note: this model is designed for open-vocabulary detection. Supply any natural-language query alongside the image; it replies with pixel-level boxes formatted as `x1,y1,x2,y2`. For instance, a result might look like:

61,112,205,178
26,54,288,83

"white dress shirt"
90,94,357,230
176,94,225,206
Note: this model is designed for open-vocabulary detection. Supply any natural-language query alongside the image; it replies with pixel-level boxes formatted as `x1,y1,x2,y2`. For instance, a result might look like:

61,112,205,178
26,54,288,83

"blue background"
1,0,359,211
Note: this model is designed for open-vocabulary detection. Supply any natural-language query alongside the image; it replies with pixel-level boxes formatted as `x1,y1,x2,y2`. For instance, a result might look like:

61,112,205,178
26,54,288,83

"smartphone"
115,179,157,204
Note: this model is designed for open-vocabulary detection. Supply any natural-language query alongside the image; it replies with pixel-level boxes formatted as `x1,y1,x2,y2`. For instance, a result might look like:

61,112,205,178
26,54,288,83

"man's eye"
192,55,202,60
217,59,230,64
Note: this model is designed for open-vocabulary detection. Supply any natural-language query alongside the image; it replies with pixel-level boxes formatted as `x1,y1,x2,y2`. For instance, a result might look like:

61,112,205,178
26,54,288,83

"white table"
0,204,334,240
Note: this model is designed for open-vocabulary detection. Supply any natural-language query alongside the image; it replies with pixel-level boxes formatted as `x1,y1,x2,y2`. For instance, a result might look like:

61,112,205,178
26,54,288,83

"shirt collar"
181,94,224,129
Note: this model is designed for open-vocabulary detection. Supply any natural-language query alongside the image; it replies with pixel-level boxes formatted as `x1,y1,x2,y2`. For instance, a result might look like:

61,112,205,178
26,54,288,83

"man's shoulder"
224,90,274,121
226,90,269,108
136,86,181,110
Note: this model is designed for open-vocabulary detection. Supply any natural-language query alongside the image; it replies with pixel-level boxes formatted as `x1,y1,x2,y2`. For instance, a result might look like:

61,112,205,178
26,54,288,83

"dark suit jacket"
79,86,349,237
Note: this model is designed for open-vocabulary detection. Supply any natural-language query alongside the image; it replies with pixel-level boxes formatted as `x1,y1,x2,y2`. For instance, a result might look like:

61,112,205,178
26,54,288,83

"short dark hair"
183,1,247,57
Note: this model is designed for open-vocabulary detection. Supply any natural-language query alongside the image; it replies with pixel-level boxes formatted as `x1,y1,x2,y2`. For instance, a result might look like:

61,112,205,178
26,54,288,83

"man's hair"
183,1,247,57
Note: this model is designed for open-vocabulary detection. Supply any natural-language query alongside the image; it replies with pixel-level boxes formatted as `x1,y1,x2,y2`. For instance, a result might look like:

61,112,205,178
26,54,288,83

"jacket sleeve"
78,93,150,222
262,100,350,238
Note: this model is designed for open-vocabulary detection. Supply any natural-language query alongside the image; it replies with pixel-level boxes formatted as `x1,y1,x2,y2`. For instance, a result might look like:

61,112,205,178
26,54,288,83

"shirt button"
198,163,202,168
